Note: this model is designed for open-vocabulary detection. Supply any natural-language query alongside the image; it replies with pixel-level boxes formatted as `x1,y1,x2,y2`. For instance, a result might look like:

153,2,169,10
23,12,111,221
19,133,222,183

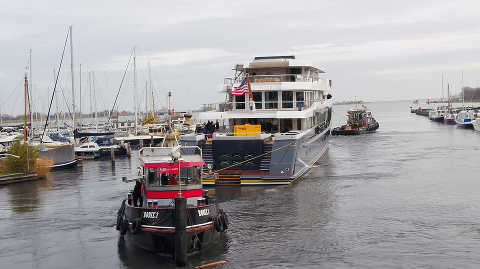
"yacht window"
252,92,262,109
265,91,278,109
235,94,245,109
282,91,293,108
296,92,304,110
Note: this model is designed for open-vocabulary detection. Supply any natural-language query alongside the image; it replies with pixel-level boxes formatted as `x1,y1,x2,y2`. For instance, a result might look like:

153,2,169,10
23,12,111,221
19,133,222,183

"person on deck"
266,120,273,133
168,174,179,185
132,180,144,207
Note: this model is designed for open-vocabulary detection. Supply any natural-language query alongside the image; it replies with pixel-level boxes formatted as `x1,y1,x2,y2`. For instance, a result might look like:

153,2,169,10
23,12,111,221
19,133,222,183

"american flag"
231,77,249,96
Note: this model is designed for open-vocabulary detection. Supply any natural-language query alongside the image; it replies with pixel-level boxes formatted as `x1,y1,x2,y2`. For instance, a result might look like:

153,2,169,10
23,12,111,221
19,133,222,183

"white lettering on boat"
198,209,210,217
142,211,159,219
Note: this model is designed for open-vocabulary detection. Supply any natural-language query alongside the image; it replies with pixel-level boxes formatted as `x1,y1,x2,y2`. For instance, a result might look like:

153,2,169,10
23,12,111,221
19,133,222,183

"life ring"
131,219,142,235
213,216,224,232
120,219,129,235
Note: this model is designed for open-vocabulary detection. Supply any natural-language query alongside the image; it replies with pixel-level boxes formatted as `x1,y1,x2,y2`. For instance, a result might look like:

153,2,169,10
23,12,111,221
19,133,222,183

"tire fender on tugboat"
213,216,224,232
219,209,229,230
120,219,129,235
116,215,122,230
131,219,142,235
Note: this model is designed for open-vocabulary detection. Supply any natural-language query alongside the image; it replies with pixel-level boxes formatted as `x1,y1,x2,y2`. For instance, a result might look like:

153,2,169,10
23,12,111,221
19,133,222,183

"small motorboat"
428,105,448,122
75,142,100,159
455,110,475,128
116,145,228,263
331,107,379,135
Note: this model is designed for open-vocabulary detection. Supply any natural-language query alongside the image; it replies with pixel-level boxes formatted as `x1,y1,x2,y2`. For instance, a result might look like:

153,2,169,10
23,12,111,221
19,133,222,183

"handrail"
139,146,202,158
200,100,316,112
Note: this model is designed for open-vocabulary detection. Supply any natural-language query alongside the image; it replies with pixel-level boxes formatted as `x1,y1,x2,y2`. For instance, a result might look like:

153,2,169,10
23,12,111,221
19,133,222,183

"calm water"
1,100,480,268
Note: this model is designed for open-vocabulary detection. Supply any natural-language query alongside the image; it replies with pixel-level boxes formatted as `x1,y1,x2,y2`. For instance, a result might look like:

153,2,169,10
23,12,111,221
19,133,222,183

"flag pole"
247,74,253,101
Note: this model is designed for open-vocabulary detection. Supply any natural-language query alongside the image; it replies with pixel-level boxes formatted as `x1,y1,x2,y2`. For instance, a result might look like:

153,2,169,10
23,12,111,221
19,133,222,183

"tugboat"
116,145,228,264
331,107,379,135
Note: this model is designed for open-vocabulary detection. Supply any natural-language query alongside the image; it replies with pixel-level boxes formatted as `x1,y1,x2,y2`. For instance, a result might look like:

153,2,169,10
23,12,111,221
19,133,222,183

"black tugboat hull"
331,122,379,135
117,201,227,257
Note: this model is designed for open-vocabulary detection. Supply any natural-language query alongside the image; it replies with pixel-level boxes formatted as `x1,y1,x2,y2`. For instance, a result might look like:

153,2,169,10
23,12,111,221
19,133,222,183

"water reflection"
6,180,42,213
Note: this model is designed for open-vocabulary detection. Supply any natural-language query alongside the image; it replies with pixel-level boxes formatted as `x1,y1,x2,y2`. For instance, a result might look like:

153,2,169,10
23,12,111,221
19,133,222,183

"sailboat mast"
105,67,110,122
89,72,93,129
134,46,138,135
55,70,59,132
24,73,28,142
69,25,76,144
79,63,82,129
145,82,148,120
441,74,444,105
149,62,154,117
462,71,465,110
448,84,451,111
93,72,98,132
29,49,33,140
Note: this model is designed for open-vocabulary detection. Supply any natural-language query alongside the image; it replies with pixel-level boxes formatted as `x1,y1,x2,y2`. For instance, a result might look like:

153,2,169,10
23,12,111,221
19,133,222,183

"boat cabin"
347,109,373,127
139,147,205,207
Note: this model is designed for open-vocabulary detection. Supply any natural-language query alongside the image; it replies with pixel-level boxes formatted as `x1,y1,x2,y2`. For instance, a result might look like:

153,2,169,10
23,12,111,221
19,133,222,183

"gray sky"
2,0,480,116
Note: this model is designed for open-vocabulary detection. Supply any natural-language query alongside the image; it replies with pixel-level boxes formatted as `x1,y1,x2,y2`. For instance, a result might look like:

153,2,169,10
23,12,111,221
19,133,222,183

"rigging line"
92,73,108,113
204,142,295,176
41,30,69,142
153,86,165,111
151,67,167,107
332,109,349,121
107,48,134,126
10,83,24,121
0,77,24,110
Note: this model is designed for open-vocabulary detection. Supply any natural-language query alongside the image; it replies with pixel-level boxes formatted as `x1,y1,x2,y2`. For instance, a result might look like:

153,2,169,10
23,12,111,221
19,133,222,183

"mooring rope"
203,142,295,176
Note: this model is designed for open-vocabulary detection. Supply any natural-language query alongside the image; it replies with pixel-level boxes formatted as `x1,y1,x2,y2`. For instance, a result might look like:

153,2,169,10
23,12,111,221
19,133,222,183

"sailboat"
27,32,77,168
428,75,447,122
112,48,164,148
455,72,475,128
444,84,456,125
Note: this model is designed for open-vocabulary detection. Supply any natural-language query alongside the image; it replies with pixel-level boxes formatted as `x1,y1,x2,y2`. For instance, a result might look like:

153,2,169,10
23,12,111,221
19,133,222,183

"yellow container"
234,124,261,136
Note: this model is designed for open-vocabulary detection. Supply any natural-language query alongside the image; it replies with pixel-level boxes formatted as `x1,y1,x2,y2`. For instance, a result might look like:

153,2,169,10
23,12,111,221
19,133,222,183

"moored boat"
95,137,129,157
444,112,456,124
331,107,379,135
116,146,228,261
74,142,100,159
472,117,480,131
455,110,475,128
186,55,333,185
428,106,447,122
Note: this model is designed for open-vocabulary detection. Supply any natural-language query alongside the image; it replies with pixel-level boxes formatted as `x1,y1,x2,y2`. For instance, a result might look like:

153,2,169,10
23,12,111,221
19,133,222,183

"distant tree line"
451,87,480,101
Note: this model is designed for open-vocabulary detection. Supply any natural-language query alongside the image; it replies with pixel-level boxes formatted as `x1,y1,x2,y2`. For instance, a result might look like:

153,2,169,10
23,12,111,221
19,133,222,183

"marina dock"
0,172,37,185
